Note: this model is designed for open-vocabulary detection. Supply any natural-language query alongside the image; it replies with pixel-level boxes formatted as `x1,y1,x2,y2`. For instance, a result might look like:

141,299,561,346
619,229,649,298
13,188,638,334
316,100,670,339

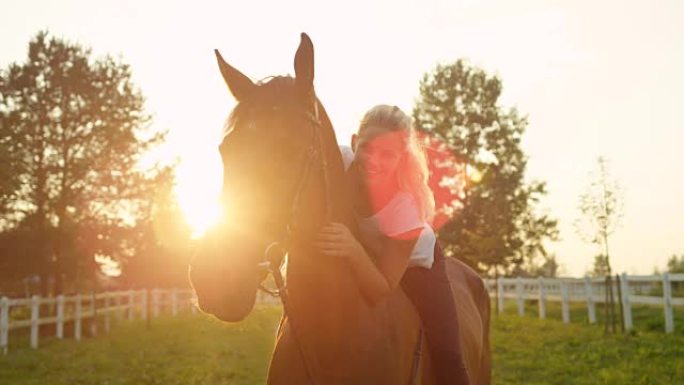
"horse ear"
294,33,314,95
215,49,255,102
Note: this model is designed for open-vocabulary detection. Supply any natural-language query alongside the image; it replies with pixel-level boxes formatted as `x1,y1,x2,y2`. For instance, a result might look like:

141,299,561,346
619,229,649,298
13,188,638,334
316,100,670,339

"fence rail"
0,288,197,354
485,273,684,333
4,273,680,353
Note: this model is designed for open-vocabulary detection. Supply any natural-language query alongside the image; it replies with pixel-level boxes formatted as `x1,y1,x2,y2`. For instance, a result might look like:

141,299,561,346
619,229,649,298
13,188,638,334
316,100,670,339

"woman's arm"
317,223,422,305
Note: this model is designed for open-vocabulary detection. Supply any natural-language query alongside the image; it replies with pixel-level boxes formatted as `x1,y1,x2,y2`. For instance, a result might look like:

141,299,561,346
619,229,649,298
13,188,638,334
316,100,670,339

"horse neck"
277,112,425,382
284,102,368,333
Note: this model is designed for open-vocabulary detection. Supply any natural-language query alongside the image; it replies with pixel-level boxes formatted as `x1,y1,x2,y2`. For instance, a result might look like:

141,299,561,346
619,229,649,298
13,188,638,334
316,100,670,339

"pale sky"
2,0,682,277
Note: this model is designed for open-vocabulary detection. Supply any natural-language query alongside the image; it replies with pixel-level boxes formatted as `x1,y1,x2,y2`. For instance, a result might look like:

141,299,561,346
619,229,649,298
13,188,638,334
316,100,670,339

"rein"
257,99,329,385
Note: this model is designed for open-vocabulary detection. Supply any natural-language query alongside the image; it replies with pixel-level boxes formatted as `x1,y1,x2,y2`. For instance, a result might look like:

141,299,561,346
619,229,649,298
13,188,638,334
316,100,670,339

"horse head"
189,33,333,322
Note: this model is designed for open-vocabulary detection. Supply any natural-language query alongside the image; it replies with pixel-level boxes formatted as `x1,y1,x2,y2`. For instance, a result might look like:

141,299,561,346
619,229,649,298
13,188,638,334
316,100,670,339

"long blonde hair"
356,105,435,222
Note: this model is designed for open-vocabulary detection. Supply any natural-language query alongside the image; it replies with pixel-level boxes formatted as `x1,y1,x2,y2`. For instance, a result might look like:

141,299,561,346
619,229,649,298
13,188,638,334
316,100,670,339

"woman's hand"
317,222,418,305
316,222,365,261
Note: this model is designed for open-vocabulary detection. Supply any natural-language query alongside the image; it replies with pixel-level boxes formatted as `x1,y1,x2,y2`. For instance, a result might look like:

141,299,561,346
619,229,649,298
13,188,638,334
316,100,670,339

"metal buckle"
264,242,286,267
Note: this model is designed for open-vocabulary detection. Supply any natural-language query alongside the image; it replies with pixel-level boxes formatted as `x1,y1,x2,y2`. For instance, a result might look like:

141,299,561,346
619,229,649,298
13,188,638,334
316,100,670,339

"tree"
413,60,558,275
667,254,684,274
510,253,560,278
575,156,624,276
667,254,684,293
574,156,624,333
119,168,195,289
591,253,611,277
0,77,22,225
0,31,169,294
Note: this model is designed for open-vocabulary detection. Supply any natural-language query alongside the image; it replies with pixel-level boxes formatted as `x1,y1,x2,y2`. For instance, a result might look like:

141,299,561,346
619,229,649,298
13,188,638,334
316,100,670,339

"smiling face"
353,127,405,188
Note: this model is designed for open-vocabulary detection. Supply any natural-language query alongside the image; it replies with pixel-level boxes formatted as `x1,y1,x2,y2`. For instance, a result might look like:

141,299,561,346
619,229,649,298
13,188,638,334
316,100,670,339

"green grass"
1,302,682,384
492,299,684,384
492,311,684,384
0,305,282,385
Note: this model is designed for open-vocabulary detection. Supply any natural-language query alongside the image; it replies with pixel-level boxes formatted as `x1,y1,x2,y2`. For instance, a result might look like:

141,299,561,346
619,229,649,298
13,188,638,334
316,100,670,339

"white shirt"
340,145,435,269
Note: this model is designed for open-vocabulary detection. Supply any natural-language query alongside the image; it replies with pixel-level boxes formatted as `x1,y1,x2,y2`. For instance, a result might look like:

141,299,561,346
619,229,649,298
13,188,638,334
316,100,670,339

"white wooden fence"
0,288,197,354
485,273,684,333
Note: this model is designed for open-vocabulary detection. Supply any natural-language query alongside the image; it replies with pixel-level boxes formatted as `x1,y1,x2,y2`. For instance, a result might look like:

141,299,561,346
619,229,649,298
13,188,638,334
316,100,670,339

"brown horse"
189,33,491,385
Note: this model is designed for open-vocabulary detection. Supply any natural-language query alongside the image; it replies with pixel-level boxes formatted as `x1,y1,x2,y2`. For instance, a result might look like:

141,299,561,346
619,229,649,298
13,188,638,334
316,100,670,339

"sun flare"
175,154,224,239
181,197,222,239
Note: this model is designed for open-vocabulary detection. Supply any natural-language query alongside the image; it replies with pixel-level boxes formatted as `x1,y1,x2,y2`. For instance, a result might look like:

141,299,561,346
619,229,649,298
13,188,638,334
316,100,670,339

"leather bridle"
256,100,330,288
254,99,329,385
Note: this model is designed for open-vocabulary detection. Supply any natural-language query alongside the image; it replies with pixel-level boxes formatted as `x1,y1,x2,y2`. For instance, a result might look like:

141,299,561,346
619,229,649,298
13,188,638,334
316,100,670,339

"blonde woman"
316,105,470,385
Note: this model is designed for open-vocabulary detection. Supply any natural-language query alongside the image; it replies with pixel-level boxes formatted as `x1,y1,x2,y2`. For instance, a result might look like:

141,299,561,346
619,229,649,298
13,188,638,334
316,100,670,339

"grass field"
1,302,682,385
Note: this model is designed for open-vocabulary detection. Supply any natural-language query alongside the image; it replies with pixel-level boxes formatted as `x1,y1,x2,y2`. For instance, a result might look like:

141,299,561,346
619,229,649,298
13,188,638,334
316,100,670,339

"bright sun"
174,152,224,239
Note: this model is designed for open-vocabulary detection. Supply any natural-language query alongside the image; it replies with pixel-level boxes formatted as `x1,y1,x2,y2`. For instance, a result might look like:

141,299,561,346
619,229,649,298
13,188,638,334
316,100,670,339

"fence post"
171,289,178,316
128,290,135,321
538,277,546,319
584,277,596,324
497,279,505,314
56,295,65,339
663,273,674,333
620,273,633,331
141,289,148,321
560,280,570,324
104,293,110,334
116,292,123,321
1,297,9,354
90,292,98,337
516,277,524,316
75,294,82,341
30,295,40,349
153,289,160,318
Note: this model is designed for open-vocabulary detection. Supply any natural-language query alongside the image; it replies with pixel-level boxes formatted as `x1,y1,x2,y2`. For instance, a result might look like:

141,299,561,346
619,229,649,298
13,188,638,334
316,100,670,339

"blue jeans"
401,242,471,385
